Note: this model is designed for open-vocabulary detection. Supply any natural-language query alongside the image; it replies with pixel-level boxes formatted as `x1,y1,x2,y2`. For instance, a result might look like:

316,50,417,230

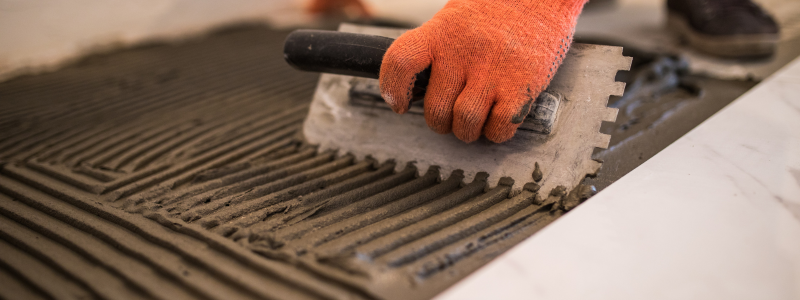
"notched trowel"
285,24,631,195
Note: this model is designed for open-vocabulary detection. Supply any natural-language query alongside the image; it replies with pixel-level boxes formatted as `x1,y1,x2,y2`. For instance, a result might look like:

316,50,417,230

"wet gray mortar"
0,26,754,300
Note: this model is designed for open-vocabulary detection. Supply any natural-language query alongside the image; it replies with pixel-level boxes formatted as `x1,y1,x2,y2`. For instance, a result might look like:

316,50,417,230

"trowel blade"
303,23,632,195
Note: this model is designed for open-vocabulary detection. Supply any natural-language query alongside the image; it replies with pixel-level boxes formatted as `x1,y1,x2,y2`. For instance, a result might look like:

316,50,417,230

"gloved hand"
380,0,586,143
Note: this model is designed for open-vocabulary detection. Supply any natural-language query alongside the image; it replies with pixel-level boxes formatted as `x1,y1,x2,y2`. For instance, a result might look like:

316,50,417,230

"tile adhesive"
302,24,630,197
0,25,753,300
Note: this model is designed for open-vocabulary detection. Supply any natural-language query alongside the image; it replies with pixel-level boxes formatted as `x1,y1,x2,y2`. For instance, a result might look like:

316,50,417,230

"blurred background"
1,0,798,82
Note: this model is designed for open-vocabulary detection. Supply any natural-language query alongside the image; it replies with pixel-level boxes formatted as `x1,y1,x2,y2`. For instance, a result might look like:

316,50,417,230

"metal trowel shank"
288,24,631,195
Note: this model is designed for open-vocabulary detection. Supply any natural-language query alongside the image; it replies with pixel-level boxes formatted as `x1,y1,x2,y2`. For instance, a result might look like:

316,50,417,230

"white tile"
436,58,800,300
776,62,800,82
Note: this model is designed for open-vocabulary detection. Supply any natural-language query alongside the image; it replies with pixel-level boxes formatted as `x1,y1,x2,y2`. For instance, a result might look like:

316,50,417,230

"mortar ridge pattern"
0,27,566,300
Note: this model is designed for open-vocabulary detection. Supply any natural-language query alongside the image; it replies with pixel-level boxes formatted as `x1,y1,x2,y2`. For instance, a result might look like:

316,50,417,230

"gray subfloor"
0,24,760,300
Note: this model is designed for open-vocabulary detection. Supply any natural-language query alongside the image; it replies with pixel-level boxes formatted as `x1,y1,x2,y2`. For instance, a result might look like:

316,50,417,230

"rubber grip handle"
283,29,430,99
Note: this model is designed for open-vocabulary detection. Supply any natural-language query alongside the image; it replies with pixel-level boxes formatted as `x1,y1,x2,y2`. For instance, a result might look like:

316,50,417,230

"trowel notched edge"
303,23,632,195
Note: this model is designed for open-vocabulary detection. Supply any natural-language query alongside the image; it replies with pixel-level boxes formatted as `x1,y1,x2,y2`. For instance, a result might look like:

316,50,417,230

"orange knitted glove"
379,0,586,143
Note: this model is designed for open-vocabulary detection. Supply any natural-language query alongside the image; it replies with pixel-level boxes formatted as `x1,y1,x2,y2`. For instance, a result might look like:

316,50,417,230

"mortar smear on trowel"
302,23,631,195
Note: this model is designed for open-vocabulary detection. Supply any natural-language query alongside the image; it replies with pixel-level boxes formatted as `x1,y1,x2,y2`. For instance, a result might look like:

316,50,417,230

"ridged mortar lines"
0,59,316,168
0,194,201,300
182,155,358,224
202,159,375,231
216,162,398,235
149,145,316,212
0,26,586,300
0,237,95,300
0,192,260,300
297,171,466,252
0,171,367,300
270,168,441,244
0,213,151,300
0,128,52,157
233,163,417,240
377,187,539,268
0,30,295,126
406,198,561,280
313,174,490,258
0,128,71,161
0,69,316,167
156,142,335,218
350,183,511,260
0,264,52,300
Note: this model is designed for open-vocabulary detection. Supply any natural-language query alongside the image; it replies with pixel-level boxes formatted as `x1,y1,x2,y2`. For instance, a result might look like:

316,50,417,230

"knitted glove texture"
380,0,586,142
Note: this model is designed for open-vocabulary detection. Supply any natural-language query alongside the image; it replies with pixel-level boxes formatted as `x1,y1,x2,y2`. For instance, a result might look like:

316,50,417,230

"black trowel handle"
284,30,431,99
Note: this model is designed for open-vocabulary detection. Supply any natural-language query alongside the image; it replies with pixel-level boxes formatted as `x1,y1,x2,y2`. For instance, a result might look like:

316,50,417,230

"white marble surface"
436,56,800,300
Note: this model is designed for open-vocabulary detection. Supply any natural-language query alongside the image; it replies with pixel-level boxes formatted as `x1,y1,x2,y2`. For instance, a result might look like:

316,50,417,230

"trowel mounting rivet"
532,162,543,182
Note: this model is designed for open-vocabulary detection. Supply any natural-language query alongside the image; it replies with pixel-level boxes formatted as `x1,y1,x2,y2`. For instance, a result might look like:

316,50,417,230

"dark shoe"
666,0,780,58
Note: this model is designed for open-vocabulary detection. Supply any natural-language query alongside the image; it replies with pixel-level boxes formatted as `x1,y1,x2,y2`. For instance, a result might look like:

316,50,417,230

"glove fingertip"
484,90,535,143
379,30,431,114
